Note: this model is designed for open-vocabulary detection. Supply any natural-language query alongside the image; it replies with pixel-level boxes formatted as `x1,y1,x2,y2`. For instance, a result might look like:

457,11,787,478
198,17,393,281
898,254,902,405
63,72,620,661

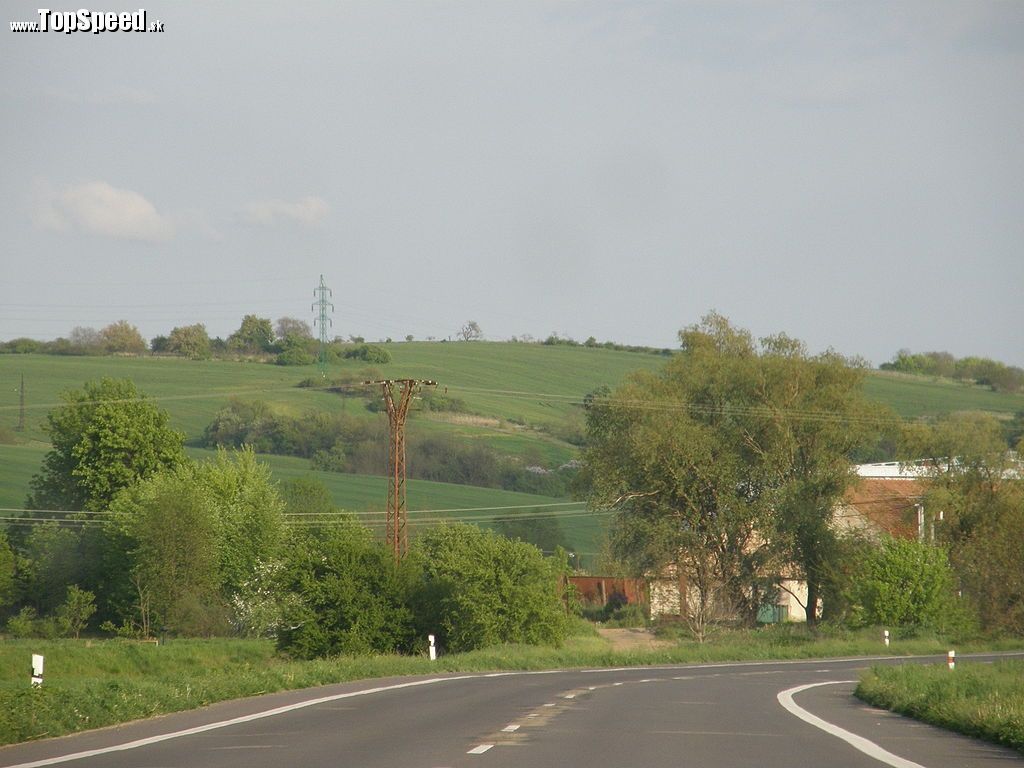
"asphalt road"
1,653,1021,768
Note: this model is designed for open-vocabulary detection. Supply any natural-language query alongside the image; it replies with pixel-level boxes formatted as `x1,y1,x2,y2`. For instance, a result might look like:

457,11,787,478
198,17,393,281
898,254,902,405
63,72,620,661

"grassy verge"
856,660,1024,754
2,623,1021,747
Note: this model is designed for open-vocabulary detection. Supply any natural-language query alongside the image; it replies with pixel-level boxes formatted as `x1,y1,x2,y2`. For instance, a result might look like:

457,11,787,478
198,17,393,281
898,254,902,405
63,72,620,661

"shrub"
412,524,568,652
56,585,96,639
276,520,415,659
275,347,315,366
848,537,966,631
344,344,391,364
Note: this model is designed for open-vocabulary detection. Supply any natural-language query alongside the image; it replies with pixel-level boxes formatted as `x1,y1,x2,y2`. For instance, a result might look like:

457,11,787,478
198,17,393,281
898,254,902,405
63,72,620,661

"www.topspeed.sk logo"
10,9,164,33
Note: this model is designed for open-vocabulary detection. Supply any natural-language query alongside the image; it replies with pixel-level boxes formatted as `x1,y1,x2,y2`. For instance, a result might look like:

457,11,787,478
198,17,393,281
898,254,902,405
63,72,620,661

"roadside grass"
856,660,1024,753
2,622,1021,747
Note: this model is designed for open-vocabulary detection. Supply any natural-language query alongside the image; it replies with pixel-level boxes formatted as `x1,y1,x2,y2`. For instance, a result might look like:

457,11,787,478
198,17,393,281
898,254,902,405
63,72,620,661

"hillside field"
1,343,1020,565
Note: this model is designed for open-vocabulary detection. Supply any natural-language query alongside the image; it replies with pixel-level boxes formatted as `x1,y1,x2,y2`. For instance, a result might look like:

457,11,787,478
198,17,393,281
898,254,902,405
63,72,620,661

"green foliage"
20,523,83,615
901,413,1024,633
848,538,963,630
104,449,285,636
414,523,568,652
274,346,315,366
276,520,415,658
344,344,391,364
100,320,146,354
579,313,887,625
196,448,286,600
5,606,47,638
0,337,43,354
229,315,274,354
881,348,1024,394
419,390,467,413
108,466,225,636
167,324,212,360
27,378,186,511
55,585,96,639
0,531,14,610
857,660,1024,753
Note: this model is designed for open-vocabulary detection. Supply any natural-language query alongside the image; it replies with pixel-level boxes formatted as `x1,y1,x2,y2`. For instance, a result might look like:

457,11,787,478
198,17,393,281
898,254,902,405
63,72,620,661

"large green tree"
229,315,274,354
107,465,224,636
27,378,186,512
104,448,286,635
578,314,884,626
167,323,212,360
757,335,887,625
100,320,147,354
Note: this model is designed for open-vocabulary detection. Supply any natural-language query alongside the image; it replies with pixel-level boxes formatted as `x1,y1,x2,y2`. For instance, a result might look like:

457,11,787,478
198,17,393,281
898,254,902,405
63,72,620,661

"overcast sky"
2,2,1022,366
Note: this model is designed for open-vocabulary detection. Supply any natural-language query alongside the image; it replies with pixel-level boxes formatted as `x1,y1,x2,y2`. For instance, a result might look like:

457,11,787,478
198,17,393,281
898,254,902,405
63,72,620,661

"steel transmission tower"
311,275,334,378
367,379,437,561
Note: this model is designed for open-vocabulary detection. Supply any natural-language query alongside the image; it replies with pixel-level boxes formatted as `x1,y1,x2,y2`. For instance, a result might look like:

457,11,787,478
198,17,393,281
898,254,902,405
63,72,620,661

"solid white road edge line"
0,676,481,768
9,655,1021,768
777,681,926,768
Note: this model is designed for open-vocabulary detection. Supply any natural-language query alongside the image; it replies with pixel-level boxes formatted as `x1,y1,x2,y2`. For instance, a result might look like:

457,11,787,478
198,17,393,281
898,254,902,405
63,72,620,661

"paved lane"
1,654,1020,768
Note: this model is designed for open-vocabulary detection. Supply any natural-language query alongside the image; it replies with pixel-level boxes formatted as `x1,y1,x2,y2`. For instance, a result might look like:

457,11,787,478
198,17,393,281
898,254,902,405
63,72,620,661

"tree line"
881,348,1024,394
0,378,570,654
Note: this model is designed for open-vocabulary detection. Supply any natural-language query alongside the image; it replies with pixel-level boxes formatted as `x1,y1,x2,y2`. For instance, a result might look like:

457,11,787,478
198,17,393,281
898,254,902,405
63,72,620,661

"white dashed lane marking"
467,744,494,755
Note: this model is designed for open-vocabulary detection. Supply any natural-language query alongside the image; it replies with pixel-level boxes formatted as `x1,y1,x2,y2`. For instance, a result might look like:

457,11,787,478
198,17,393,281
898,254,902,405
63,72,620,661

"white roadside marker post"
31,654,44,687
947,650,956,670
428,634,437,661
883,630,889,647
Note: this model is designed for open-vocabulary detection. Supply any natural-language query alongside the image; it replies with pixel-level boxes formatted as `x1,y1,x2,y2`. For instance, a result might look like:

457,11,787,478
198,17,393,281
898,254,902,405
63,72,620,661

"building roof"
836,477,923,538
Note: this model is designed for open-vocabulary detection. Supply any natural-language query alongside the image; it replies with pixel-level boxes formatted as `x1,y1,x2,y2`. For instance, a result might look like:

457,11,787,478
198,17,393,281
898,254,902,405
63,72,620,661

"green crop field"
863,371,1024,419
0,344,669,444
1,344,1019,566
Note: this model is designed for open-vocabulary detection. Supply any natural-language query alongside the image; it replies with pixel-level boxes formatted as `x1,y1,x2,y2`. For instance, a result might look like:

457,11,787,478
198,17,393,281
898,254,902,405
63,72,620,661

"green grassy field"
863,371,1024,419
857,659,1024,753
0,344,669,444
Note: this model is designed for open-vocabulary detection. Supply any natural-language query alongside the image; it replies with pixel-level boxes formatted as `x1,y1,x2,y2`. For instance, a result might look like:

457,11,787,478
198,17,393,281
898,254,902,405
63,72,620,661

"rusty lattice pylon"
367,379,436,560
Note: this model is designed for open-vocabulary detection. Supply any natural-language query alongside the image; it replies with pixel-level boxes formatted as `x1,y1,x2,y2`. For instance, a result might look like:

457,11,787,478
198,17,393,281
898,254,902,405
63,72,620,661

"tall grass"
857,660,1024,753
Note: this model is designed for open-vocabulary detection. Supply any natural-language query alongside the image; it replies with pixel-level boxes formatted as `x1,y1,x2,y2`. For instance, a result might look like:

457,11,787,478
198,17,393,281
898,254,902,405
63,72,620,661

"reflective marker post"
947,650,955,670
31,654,43,687
428,634,437,661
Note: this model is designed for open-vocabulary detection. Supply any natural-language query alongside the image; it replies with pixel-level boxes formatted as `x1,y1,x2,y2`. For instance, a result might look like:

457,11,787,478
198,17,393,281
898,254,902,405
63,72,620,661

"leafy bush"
412,524,568,652
56,586,96,639
274,347,315,366
848,537,967,631
344,344,391,364
276,520,415,658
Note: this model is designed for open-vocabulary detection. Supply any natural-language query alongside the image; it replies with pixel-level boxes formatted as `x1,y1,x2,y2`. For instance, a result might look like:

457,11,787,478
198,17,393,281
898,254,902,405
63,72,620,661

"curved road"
1,654,1021,768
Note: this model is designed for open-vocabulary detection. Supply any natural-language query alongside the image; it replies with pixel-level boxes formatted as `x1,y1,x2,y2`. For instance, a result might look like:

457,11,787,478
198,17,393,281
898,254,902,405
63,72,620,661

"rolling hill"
1,342,1020,567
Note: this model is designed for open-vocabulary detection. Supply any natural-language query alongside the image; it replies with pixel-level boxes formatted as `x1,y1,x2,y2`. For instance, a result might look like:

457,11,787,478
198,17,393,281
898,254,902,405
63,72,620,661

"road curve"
1,653,1021,768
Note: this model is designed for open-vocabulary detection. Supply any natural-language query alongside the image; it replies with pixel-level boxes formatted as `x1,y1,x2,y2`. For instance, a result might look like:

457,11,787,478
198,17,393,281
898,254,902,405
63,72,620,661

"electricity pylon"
311,275,334,378
366,379,437,560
